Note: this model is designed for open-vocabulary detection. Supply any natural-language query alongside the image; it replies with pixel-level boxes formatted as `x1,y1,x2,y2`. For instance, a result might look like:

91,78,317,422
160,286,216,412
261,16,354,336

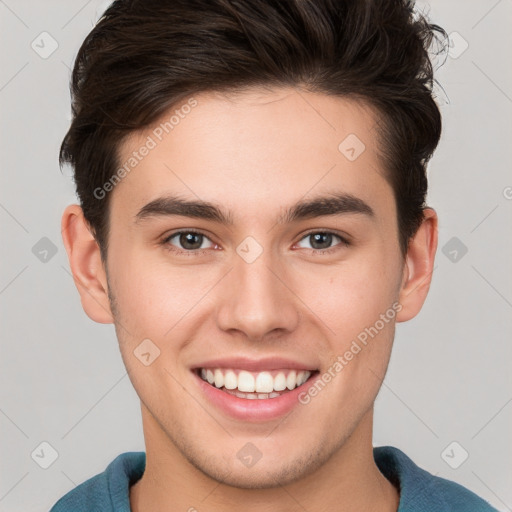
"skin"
62,87,437,512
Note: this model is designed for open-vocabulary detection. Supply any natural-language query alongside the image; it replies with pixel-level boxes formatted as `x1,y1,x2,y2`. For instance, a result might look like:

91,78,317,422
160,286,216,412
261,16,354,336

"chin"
186,444,329,490
200,464,304,489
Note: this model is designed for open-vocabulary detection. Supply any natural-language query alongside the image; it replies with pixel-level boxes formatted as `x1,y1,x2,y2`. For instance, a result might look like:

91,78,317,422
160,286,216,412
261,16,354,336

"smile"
198,368,313,399
191,357,320,421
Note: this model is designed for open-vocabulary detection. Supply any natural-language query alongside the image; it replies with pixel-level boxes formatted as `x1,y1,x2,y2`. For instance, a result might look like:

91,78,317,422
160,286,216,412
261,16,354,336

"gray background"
1,1,511,511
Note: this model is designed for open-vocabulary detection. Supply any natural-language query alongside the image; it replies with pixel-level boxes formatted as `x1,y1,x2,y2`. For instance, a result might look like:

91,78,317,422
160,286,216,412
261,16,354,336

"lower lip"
194,372,316,422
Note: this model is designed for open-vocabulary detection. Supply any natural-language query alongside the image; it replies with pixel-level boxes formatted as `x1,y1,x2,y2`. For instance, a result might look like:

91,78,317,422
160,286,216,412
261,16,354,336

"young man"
51,0,498,510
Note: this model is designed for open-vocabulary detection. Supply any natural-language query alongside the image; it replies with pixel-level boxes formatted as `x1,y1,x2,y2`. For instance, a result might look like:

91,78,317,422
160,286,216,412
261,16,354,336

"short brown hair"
60,0,447,260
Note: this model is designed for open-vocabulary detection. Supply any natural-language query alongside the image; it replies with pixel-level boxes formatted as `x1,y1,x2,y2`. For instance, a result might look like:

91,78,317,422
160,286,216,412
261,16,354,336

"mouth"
196,367,316,400
192,363,319,421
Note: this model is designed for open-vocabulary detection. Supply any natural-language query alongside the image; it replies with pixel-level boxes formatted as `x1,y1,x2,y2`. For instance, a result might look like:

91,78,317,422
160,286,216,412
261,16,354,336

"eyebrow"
134,192,374,225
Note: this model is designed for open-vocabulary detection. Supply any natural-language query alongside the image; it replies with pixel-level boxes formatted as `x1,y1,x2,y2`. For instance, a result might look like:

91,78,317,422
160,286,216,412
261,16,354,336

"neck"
130,406,399,512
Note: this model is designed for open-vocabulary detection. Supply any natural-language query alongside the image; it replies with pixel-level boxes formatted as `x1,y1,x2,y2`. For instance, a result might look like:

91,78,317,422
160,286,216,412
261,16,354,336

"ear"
61,204,114,324
396,207,438,322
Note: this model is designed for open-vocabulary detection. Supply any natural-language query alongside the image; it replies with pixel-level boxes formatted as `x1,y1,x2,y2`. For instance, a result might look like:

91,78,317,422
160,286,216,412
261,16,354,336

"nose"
215,247,300,342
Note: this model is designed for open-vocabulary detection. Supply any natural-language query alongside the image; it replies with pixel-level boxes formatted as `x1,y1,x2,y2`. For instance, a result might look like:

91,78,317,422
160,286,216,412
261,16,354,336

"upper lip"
192,357,318,372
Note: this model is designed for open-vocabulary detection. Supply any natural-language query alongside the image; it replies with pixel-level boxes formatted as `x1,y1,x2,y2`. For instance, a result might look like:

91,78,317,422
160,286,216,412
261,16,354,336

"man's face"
105,87,406,487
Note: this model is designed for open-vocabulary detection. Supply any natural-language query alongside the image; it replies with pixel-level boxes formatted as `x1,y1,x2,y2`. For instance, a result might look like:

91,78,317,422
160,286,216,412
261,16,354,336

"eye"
296,231,350,253
162,230,217,254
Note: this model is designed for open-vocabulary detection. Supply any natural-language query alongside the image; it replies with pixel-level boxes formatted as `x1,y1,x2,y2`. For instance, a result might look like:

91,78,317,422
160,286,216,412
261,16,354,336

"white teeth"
255,371,274,393
214,369,224,388
286,370,297,390
224,370,237,390
237,371,255,392
199,368,312,395
273,372,287,391
297,371,308,386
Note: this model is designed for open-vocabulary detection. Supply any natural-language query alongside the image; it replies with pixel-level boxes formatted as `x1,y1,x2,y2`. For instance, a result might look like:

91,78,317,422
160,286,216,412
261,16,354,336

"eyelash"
160,229,351,256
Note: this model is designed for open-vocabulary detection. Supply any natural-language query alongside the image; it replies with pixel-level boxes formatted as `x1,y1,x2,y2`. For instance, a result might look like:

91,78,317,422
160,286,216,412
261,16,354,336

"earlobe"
396,208,438,322
61,204,114,324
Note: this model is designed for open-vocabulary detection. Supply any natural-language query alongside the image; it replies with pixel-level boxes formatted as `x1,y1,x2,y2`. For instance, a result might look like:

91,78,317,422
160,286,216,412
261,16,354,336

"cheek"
297,253,401,339
109,249,216,339
320,253,401,395
107,252,200,410
298,268,399,427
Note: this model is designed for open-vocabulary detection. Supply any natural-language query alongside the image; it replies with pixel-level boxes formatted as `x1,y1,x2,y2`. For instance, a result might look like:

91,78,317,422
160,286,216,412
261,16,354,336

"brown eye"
163,231,215,253
177,232,204,250
296,231,350,253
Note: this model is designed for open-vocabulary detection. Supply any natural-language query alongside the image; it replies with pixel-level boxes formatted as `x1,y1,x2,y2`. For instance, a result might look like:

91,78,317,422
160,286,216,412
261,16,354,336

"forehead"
111,87,392,222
